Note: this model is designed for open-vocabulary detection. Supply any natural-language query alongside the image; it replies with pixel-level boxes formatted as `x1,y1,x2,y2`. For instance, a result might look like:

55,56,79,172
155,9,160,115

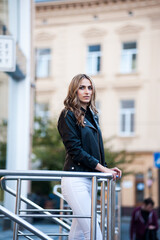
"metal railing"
53,183,122,239
0,170,119,240
0,205,52,240
115,187,121,240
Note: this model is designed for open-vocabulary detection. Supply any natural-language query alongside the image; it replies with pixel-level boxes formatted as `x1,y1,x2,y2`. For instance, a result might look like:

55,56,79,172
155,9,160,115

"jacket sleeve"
130,208,136,240
152,211,159,231
58,110,99,170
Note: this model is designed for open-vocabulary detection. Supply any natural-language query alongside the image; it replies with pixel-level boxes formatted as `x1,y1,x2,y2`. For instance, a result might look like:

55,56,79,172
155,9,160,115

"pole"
91,176,97,240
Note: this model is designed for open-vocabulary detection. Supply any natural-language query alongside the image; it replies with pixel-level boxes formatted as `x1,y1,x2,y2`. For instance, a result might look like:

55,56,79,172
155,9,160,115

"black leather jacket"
58,108,106,172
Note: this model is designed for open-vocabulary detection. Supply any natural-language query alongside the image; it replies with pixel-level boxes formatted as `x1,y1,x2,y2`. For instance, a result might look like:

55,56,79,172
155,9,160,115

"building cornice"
36,0,119,9
35,0,160,28
36,0,160,12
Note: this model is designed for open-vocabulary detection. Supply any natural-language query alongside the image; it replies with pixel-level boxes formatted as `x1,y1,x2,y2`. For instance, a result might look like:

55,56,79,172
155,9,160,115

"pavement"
0,217,160,239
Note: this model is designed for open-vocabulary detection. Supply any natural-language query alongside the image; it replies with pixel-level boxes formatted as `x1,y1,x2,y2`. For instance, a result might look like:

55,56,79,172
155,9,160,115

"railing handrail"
0,205,52,240
0,170,113,179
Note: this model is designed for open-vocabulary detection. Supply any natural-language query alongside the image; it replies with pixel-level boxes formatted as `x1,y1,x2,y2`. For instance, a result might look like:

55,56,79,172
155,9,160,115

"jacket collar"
89,108,99,129
81,106,99,130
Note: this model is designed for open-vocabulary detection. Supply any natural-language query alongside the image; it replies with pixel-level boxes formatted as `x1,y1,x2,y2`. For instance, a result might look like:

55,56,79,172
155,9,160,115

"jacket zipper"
85,124,102,164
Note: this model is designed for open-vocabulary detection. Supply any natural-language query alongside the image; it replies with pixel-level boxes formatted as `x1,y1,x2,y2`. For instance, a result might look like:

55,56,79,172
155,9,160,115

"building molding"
82,27,107,38
116,24,144,35
35,32,55,42
149,14,160,29
112,81,142,90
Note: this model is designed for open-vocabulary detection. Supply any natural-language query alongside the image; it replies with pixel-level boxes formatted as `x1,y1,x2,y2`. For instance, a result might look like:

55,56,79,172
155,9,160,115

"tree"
32,117,65,198
32,117,65,171
0,121,7,202
0,121,7,169
104,146,134,177
103,135,134,178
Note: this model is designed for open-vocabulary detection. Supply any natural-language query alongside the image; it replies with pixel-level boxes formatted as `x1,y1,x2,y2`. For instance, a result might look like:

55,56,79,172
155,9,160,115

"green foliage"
32,117,65,170
0,121,7,169
0,121,7,202
104,145,134,177
32,181,52,195
0,142,6,169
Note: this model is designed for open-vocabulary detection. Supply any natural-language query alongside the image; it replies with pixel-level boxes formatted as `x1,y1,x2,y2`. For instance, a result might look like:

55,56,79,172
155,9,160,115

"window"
86,45,101,75
120,41,137,74
36,48,51,78
135,174,144,205
119,100,135,136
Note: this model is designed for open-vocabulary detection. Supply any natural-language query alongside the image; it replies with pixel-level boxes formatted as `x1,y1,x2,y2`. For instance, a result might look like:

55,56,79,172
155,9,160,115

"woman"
58,74,121,240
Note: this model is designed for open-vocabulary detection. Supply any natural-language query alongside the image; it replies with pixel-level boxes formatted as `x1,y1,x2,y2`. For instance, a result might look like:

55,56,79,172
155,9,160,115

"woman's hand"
108,169,118,181
110,167,122,179
95,164,122,181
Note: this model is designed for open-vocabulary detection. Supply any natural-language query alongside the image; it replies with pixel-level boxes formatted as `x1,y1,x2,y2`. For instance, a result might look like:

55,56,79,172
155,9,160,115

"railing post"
107,179,112,240
91,176,97,240
117,188,121,240
107,179,116,240
111,180,116,240
100,180,105,240
13,178,22,240
59,197,64,240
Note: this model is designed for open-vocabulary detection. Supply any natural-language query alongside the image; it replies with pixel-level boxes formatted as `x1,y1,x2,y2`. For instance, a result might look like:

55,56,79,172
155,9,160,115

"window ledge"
90,73,104,78
113,73,142,89
36,77,53,81
117,134,137,139
116,72,139,77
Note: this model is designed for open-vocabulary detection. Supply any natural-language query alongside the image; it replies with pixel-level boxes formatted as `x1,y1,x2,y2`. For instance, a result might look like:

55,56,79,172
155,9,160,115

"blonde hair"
64,74,98,126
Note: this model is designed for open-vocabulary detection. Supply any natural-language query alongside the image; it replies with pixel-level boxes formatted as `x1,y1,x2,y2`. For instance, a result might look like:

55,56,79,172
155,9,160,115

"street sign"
0,35,16,72
154,152,160,168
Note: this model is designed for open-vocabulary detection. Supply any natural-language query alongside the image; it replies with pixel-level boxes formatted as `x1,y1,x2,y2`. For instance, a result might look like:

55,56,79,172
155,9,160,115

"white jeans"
61,177,102,240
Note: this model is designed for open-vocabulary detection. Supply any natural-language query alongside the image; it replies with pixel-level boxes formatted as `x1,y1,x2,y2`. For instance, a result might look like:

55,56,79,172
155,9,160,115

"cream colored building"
35,0,160,215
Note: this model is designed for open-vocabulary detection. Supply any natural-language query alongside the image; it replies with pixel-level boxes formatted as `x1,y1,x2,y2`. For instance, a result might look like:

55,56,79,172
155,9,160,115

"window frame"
86,44,101,76
119,100,135,137
36,48,51,79
120,41,137,74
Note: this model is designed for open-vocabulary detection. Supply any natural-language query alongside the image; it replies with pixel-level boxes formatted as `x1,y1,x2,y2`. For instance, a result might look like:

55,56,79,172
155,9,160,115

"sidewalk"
121,216,130,240
0,220,60,240
0,218,130,240
0,217,159,239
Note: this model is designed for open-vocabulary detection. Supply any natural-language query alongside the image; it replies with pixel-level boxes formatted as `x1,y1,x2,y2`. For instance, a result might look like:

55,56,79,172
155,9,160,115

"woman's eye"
88,86,92,90
79,86,84,90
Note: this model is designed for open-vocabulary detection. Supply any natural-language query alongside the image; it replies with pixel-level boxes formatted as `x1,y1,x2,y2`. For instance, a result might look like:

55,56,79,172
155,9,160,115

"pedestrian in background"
130,198,159,240
58,73,122,240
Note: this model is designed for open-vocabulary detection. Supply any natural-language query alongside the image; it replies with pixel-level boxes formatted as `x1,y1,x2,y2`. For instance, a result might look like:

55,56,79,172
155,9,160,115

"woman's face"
77,78,93,109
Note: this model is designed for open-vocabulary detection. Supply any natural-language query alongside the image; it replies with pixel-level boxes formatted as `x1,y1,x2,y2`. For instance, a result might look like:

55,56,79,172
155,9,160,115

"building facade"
35,0,160,215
